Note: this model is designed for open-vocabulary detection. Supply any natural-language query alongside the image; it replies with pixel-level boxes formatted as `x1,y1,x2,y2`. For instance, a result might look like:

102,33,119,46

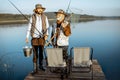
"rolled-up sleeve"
45,17,49,36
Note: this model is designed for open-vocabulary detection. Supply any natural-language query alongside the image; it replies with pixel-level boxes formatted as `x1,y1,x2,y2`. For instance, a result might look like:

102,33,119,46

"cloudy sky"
0,0,120,16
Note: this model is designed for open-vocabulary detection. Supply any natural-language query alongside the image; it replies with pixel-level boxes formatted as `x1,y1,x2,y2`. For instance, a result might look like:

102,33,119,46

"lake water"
0,20,120,80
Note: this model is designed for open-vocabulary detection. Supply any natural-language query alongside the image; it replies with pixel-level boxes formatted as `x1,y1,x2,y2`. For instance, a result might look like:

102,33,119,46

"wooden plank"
24,59,106,80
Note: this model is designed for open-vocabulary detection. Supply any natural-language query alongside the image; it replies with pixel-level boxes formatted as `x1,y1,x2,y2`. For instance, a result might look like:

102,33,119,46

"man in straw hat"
51,9,71,62
26,4,49,74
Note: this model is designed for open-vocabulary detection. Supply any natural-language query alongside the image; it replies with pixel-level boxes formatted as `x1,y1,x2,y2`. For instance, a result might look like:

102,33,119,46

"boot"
39,60,45,71
39,65,45,71
31,63,38,75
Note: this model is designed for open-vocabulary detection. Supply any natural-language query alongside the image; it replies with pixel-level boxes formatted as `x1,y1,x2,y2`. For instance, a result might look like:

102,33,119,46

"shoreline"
1,13,120,25
0,18,120,25
0,20,28,25
0,19,56,25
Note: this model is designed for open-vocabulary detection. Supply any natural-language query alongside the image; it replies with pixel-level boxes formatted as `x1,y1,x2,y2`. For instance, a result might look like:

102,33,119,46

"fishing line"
8,0,29,21
8,0,49,37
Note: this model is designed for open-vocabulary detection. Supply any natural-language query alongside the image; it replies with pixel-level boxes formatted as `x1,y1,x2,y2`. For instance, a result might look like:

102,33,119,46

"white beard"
57,16,62,20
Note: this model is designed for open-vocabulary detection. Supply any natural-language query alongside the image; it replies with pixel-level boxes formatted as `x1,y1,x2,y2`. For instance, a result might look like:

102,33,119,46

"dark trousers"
32,45,44,66
58,46,68,60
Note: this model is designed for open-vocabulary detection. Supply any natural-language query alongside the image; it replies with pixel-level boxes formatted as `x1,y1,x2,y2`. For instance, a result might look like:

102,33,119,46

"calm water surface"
0,20,120,80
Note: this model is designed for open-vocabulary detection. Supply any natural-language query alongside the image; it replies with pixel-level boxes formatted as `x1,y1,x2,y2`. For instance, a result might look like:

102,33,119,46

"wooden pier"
24,59,106,80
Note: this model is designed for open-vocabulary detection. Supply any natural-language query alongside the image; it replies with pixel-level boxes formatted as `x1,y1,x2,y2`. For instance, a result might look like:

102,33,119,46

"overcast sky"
0,0,120,16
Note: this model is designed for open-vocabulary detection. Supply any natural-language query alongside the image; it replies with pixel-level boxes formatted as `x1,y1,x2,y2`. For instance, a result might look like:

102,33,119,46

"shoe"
31,70,38,75
52,68,61,73
31,63,38,75
39,66,45,71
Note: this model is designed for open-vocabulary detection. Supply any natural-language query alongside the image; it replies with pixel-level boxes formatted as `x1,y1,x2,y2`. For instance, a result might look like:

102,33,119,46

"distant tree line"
0,12,120,22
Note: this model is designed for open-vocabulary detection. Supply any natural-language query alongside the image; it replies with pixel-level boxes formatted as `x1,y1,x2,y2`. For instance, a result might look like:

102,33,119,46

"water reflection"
0,24,32,80
0,20,120,80
70,20,120,80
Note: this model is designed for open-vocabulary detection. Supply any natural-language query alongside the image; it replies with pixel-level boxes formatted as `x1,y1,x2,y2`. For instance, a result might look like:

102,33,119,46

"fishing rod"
45,0,73,47
8,0,48,37
8,0,29,21
66,0,71,13
45,33,56,46
65,0,73,22
8,0,50,61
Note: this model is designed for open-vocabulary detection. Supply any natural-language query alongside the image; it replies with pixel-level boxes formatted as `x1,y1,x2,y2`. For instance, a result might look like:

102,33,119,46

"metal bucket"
23,46,32,57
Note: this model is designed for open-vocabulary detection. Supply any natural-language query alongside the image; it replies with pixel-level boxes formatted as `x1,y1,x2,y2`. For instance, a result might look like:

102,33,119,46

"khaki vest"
31,14,47,37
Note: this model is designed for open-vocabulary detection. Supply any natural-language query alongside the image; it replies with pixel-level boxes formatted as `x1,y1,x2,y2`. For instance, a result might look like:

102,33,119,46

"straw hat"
55,9,67,16
34,4,45,10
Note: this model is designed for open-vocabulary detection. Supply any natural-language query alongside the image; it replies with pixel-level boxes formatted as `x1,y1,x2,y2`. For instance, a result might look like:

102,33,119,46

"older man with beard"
51,9,71,62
